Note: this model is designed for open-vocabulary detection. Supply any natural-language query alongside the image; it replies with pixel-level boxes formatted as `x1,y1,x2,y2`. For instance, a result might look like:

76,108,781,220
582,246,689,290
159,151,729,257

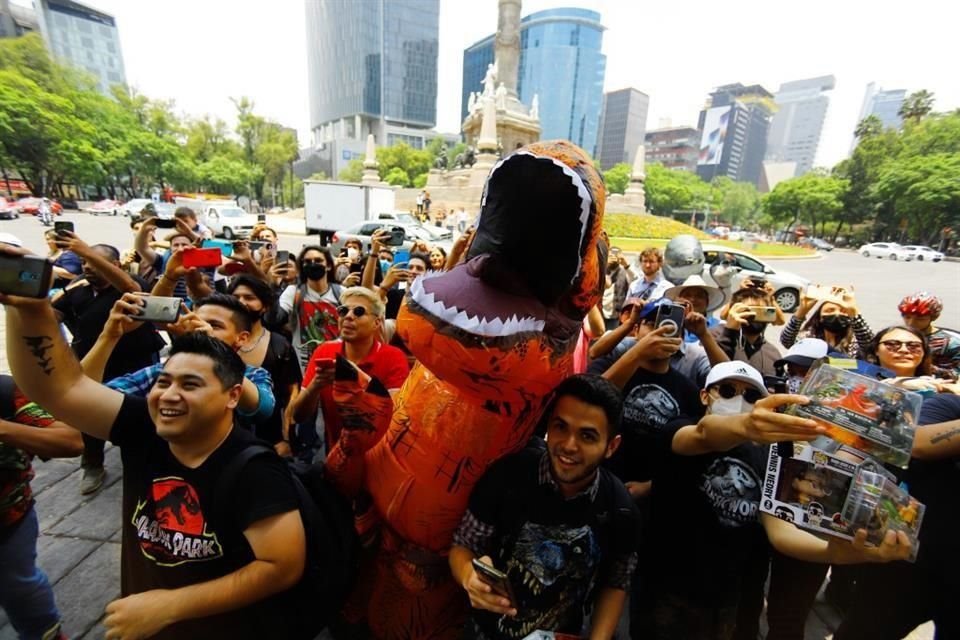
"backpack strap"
213,442,277,522
0,374,16,421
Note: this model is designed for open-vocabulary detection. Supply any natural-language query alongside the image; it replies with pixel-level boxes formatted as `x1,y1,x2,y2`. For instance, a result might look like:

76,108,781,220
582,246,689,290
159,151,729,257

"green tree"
710,177,760,227
338,159,364,183
853,114,884,141
384,166,410,187
762,172,848,238
898,90,935,125
376,142,432,185
644,163,710,215
412,172,429,188
603,163,631,195
874,153,960,245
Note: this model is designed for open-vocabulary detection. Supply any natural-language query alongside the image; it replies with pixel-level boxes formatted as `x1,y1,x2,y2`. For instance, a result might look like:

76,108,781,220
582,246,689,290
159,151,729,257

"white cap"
775,338,829,369
0,232,23,247
704,361,768,396
664,274,726,312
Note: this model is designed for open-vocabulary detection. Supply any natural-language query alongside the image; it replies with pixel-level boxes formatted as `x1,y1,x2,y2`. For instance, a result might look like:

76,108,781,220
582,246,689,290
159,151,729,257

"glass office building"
461,7,606,153
306,0,439,146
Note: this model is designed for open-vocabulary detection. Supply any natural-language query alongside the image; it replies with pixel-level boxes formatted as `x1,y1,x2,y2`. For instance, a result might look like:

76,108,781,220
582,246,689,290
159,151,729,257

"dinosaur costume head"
402,140,607,404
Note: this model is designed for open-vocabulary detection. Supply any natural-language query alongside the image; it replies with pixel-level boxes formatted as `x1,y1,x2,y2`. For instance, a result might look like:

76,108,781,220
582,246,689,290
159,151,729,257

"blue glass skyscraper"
462,7,606,154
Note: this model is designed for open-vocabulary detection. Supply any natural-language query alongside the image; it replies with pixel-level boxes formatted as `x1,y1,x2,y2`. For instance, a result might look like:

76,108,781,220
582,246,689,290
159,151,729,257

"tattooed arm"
3,298,123,442
912,420,960,460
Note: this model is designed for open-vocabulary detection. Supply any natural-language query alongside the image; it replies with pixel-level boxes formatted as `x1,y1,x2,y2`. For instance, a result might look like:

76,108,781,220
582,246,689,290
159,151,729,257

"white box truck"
303,180,396,243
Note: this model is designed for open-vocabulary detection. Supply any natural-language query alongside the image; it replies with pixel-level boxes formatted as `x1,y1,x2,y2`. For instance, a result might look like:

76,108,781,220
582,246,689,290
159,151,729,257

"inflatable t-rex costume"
327,140,607,639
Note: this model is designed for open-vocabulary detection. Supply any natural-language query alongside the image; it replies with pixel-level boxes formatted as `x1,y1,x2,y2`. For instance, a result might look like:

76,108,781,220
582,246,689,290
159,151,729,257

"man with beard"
627,247,671,302
449,375,639,639
712,287,783,376
51,233,164,494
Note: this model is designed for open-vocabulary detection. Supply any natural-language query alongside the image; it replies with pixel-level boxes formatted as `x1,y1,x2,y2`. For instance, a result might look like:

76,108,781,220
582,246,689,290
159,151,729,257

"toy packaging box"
760,444,924,561
842,467,925,561
789,363,922,468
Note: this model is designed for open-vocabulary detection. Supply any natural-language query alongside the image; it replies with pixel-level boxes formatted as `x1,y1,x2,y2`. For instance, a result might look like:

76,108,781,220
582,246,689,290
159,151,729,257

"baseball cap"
636,297,675,321
664,274,726,312
704,361,769,396
620,296,644,312
0,232,23,247
775,338,829,370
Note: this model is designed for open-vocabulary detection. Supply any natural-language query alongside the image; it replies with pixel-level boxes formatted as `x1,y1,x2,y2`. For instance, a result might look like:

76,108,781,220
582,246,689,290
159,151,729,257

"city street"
0,212,950,639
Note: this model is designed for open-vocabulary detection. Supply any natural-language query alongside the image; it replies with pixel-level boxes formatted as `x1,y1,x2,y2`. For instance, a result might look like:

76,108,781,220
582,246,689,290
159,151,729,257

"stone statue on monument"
467,91,477,113
495,82,507,109
530,93,539,119
482,61,498,97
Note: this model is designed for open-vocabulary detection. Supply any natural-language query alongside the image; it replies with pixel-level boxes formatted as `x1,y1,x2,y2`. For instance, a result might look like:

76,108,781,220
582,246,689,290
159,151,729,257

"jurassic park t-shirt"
109,395,301,639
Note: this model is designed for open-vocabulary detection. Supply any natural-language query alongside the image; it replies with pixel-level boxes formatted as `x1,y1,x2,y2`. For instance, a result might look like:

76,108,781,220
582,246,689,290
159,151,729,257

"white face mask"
710,395,754,416
347,247,359,261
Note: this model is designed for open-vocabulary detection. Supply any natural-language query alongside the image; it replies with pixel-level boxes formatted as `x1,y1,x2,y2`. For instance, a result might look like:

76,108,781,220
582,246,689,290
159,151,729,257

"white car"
700,244,810,313
858,242,914,261
901,245,944,262
122,198,155,217
84,199,121,216
200,205,258,239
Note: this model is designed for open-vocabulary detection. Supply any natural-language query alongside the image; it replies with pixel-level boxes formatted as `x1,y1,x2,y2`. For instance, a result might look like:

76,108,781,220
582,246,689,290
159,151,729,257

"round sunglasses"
879,340,923,354
337,304,368,319
711,382,764,405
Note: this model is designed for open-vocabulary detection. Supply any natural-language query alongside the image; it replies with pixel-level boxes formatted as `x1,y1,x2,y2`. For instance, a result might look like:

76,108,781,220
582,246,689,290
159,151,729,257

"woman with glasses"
867,325,932,378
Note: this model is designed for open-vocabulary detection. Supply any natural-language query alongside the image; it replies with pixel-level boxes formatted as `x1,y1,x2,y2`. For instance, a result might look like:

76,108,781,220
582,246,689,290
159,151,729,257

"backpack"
215,443,359,636
0,374,15,420
290,282,343,334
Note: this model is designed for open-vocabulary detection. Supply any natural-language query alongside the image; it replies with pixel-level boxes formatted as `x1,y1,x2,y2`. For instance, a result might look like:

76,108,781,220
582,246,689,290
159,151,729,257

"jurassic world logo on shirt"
131,477,222,566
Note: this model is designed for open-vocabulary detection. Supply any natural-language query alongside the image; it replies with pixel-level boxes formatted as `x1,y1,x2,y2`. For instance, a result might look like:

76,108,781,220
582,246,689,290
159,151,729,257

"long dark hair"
803,302,855,350
867,325,932,376
296,245,336,284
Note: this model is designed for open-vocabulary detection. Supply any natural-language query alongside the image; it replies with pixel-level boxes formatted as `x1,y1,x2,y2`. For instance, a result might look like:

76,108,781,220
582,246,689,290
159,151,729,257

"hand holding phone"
0,253,53,299
746,305,778,323
133,295,182,323
182,247,222,269
54,221,74,236
153,218,177,229
654,302,686,338
469,558,517,616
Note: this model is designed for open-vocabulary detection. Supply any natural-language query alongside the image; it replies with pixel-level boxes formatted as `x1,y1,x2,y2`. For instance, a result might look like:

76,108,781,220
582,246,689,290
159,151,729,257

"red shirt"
302,340,410,448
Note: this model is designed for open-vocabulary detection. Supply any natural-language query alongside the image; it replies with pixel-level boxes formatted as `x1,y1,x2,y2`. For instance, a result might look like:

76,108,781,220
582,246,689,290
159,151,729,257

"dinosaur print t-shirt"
110,395,300,639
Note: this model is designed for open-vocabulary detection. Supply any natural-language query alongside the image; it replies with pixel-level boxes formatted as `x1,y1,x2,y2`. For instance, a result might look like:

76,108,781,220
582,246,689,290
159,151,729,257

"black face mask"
742,320,766,335
821,315,851,333
302,263,327,281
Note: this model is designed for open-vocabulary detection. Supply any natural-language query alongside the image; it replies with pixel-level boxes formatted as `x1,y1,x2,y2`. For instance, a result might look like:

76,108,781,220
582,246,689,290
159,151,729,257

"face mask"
742,320,766,335
787,376,805,394
380,260,391,275
347,247,359,261
821,315,851,333
302,263,326,281
711,395,754,416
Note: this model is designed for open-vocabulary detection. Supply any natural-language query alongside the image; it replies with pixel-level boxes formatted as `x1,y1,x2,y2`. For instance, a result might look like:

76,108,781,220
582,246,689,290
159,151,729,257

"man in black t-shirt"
450,375,640,639
3,276,307,640
51,237,164,495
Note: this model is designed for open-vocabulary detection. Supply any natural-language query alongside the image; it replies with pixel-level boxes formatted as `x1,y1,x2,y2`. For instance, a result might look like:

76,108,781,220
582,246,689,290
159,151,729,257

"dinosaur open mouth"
407,257,547,337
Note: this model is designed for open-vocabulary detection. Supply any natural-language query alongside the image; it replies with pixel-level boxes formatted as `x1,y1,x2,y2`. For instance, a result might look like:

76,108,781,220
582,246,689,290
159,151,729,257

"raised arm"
2,275,124,442
80,294,149,382
912,419,960,460
134,218,160,266
56,231,141,294
600,326,678,389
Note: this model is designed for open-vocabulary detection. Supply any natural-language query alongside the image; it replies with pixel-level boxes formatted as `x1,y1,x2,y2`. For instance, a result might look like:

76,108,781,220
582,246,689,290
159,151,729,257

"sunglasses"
302,258,326,266
712,383,764,405
337,305,368,319
879,340,923,354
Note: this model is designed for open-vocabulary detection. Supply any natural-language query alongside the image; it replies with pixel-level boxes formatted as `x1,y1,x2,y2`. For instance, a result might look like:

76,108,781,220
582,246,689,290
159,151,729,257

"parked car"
122,198,155,217
330,221,454,257
901,245,944,262
377,211,419,224
700,244,810,313
0,197,18,220
85,199,122,216
16,197,63,216
858,242,914,261
810,238,834,251
200,204,258,239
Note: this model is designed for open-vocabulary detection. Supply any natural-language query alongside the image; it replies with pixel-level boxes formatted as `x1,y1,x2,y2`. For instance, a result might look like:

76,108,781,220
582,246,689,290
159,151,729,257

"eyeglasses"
302,259,326,266
712,383,764,405
879,340,923,354
337,305,368,319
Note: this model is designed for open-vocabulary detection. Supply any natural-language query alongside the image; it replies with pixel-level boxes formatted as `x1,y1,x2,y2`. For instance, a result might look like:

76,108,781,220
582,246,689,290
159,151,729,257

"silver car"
330,221,453,257
858,242,914,261
901,245,944,262
700,244,810,313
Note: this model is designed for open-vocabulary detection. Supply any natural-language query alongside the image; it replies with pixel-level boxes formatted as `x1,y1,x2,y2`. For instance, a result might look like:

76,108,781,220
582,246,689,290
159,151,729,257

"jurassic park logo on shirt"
131,477,222,567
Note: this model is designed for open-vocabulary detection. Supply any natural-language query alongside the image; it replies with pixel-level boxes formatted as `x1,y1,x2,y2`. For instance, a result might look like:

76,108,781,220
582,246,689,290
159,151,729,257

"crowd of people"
0,193,959,640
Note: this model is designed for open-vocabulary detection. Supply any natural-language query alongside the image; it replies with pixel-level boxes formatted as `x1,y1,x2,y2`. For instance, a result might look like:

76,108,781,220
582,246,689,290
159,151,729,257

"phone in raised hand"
0,254,52,298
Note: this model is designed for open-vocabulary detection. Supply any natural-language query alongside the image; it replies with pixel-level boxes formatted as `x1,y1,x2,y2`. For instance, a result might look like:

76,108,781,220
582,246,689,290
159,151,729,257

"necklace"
239,327,267,353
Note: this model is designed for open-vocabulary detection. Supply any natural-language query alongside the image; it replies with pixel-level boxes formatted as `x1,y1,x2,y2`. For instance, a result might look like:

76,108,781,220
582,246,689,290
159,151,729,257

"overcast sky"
22,0,958,169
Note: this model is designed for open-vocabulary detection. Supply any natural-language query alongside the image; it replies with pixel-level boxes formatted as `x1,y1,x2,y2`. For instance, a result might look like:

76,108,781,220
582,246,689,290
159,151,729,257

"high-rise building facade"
306,0,439,151
596,88,648,169
645,126,700,172
857,82,907,131
34,0,125,95
766,75,835,177
696,83,775,186
461,8,606,153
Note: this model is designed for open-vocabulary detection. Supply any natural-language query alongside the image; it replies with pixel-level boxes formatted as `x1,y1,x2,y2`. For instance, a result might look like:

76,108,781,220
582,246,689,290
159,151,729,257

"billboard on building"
698,106,731,166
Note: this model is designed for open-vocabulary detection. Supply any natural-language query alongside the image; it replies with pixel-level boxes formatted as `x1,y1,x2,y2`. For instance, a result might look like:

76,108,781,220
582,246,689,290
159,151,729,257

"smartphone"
654,302,686,338
610,246,622,257
202,238,233,258
805,284,848,303
135,295,181,323
386,227,406,247
257,213,267,223
393,249,410,265
0,254,52,298
182,247,222,268
154,218,177,229
264,242,277,258
315,357,336,370
221,261,246,276
747,277,767,288
471,559,516,604
54,221,74,236
276,250,291,266
245,240,267,252
746,305,778,323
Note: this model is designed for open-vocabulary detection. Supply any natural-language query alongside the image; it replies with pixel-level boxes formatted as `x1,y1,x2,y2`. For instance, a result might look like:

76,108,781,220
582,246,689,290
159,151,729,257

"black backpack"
0,374,16,420
215,443,359,636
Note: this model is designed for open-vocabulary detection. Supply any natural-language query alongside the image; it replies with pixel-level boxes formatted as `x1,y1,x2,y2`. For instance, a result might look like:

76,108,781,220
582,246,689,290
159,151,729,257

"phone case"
182,248,222,268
